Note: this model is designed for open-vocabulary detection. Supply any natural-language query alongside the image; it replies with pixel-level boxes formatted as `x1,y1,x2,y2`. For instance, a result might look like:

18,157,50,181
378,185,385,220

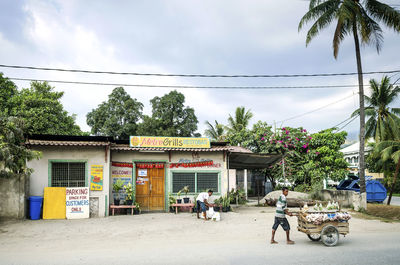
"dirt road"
1,207,399,265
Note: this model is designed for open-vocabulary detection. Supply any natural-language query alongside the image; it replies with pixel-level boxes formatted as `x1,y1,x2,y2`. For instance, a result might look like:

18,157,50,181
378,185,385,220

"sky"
1,0,400,140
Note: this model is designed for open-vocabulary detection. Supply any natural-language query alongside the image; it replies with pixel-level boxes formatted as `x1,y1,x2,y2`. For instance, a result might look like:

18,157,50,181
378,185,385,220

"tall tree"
375,133,400,205
204,120,225,141
226,106,253,146
0,116,40,178
299,0,400,193
352,76,400,142
0,73,18,116
137,90,198,137
87,87,143,139
9,81,83,135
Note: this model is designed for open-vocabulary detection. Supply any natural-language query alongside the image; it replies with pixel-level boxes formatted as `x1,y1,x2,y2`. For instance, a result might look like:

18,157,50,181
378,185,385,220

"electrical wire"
1,64,400,78
275,92,358,124
8,77,368,90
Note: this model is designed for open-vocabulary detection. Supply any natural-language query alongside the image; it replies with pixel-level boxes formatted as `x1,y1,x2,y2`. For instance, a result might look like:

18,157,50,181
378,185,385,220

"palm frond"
365,0,400,31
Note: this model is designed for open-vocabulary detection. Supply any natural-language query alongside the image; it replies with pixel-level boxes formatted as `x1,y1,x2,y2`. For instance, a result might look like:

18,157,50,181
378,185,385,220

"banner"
111,162,133,202
130,136,210,149
90,165,103,191
66,187,89,219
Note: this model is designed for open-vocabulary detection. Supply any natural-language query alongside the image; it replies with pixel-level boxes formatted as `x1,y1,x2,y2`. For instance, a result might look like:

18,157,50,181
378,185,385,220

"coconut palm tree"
299,0,400,193
352,76,400,142
227,106,253,134
204,120,225,141
375,134,400,205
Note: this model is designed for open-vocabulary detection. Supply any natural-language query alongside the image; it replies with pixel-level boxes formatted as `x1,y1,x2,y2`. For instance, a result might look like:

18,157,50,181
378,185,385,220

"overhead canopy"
228,152,282,169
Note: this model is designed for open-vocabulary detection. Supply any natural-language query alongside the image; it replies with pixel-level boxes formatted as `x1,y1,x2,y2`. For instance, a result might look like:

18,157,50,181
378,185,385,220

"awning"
228,152,282,169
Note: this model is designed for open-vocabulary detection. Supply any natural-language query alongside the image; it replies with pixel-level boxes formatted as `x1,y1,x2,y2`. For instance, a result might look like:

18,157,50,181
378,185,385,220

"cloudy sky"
1,0,400,140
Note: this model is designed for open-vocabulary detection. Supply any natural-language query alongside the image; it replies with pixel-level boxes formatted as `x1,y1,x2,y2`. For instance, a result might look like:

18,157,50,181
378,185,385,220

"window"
51,162,86,187
172,172,219,193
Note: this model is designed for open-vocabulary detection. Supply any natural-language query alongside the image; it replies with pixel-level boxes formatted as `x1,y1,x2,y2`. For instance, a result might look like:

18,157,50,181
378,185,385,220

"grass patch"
392,193,400,197
358,204,400,221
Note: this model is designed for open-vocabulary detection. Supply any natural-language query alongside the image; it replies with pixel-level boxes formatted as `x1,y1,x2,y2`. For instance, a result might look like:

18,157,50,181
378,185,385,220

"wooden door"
135,165,165,211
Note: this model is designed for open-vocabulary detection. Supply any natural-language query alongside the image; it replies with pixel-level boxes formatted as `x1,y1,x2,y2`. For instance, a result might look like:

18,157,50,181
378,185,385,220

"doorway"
135,163,165,211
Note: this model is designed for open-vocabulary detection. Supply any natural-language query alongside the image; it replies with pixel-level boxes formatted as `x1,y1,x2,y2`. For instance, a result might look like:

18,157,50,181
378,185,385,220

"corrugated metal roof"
26,139,110,147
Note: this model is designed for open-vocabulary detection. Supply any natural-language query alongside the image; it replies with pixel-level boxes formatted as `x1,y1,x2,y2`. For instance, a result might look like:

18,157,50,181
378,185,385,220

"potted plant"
176,190,182,204
112,179,124,205
222,195,231,212
124,182,134,205
182,186,190,203
213,197,222,212
192,193,198,212
133,202,141,214
169,193,176,212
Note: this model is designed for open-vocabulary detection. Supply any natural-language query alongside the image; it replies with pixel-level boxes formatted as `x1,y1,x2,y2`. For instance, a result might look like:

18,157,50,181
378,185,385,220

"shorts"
272,217,290,231
197,200,207,213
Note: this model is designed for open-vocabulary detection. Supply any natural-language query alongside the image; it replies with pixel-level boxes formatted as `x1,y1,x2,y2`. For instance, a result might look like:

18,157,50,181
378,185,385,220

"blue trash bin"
29,196,43,220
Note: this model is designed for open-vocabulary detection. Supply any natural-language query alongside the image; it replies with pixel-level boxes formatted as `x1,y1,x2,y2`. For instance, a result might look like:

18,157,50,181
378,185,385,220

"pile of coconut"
263,190,316,207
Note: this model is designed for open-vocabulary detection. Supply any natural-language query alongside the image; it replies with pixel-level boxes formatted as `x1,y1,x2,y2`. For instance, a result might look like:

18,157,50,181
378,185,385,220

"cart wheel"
307,233,321,241
321,225,339,247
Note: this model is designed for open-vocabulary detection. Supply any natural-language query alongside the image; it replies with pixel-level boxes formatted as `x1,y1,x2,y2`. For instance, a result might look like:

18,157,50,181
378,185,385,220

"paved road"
1,207,399,265
384,196,400,206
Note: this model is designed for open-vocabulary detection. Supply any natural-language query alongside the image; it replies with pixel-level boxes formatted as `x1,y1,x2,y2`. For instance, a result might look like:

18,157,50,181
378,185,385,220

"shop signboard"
111,162,133,202
66,187,89,219
130,136,210,149
90,165,103,191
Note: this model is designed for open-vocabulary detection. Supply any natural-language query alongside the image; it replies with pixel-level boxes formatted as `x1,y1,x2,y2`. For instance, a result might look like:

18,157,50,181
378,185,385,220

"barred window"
51,162,86,187
197,173,218,193
172,172,195,193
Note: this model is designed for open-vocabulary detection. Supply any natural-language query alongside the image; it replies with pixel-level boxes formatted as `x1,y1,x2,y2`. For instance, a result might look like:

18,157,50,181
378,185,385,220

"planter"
222,206,231,212
214,206,220,211
133,209,140,215
183,197,190,203
126,200,133,205
114,198,120,206
176,199,182,204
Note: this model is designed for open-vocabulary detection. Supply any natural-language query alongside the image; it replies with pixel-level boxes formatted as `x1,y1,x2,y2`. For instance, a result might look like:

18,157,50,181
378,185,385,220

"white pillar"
244,169,248,200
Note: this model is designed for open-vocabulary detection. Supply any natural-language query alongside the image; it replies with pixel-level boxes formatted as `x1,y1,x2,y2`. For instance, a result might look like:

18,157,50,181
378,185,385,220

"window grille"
197,173,218,193
172,173,195,193
51,162,86,187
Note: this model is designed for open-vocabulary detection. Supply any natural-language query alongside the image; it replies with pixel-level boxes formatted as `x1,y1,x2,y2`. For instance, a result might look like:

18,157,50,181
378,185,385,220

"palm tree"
299,0,400,193
375,135,400,205
204,120,225,141
352,76,400,142
227,106,253,134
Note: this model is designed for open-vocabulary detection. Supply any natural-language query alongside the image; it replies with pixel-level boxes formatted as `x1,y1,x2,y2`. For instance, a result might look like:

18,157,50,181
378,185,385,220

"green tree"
299,0,400,193
87,87,143,139
204,120,225,141
375,134,400,205
352,76,400,142
226,107,253,146
137,90,198,137
0,73,18,116
9,81,83,135
0,116,40,178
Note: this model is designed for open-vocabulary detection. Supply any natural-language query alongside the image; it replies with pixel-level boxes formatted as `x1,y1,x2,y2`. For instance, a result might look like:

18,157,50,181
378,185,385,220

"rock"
263,191,314,207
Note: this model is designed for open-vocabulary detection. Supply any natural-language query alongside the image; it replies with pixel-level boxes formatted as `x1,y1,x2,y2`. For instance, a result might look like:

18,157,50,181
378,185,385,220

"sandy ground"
1,206,400,265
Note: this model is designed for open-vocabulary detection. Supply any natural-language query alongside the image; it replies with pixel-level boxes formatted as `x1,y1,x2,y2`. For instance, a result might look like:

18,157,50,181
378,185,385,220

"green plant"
229,188,247,204
181,186,190,197
168,193,176,205
134,202,141,213
124,182,134,201
113,179,124,193
222,195,230,208
177,190,182,199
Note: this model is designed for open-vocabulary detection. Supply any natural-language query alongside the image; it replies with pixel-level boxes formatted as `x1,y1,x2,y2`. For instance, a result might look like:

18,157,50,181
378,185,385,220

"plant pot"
214,206,220,211
126,200,133,205
176,199,182,204
133,209,140,215
183,198,190,203
114,198,120,206
222,207,228,212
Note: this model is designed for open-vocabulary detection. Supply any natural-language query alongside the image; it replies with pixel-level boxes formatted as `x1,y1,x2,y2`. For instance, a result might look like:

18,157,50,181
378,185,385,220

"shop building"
25,134,280,218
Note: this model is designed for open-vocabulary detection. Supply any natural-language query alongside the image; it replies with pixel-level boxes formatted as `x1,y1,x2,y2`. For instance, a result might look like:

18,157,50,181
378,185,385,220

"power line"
8,77,368,90
276,92,358,124
336,115,359,132
1,64,399,78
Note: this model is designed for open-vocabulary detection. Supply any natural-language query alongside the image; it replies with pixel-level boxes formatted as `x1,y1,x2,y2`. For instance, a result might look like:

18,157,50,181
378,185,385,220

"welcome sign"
130,136,210,149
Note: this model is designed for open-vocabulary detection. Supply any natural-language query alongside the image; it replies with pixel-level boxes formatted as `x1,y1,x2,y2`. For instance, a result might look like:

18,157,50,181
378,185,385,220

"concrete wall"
315,189,356,208
0,174,27,219
27,146,110,217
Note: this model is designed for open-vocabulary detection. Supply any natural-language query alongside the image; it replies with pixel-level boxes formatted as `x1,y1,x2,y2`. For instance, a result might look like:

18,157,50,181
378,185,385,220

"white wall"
27,146,110,217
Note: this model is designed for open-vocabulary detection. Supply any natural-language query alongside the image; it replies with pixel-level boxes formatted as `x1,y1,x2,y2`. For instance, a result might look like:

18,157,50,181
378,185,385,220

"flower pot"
133,209,140,215
176,199,182,204
114,198,120,206
183,197,190,203
126,200,133,205
214,206,220,211
222,207,228,212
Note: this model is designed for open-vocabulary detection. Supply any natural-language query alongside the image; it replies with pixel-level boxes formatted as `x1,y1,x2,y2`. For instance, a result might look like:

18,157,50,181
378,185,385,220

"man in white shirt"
196,189,213,220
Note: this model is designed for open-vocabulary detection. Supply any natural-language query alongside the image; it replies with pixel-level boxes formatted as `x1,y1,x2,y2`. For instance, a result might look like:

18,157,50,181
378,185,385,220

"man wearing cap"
196,189,213,220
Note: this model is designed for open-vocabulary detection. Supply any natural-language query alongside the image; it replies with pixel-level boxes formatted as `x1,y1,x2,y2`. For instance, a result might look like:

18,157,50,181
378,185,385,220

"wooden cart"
295,212,349,247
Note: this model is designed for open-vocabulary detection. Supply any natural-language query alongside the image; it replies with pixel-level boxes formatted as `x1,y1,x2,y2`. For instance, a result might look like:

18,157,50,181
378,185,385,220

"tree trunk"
353,21,366,194
387,158,400,205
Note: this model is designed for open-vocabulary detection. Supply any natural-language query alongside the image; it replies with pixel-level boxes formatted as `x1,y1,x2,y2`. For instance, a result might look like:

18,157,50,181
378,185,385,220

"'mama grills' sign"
130,136,210,149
